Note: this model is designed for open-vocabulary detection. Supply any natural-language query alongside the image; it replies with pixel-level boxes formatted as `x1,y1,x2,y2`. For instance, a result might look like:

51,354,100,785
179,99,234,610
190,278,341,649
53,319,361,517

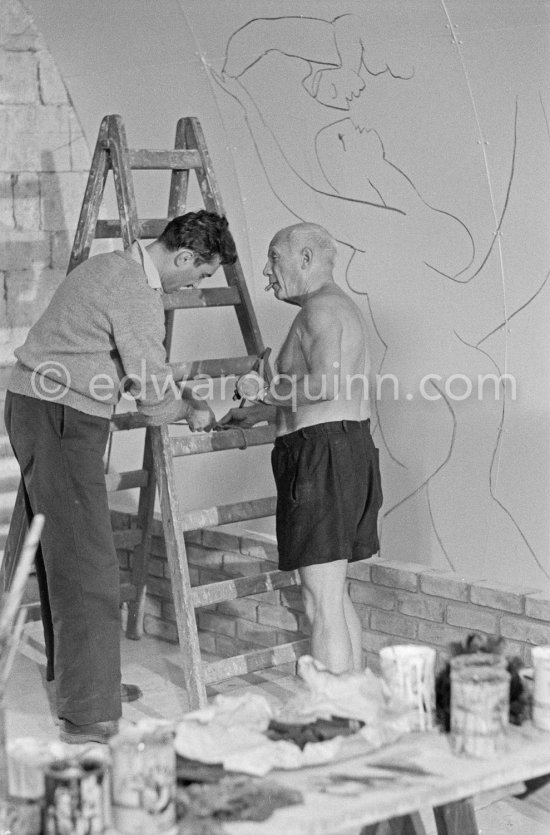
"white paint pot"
379,644,436,731
532,645,550,732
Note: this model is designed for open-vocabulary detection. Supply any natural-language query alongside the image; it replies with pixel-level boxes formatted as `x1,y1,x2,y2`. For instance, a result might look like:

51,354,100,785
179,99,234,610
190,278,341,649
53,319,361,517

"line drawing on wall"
214,12,550,581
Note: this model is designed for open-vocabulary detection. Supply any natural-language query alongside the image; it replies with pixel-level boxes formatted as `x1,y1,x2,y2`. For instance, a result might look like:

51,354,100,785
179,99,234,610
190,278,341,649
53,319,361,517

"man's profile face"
263,234,300,302
162,252,221,293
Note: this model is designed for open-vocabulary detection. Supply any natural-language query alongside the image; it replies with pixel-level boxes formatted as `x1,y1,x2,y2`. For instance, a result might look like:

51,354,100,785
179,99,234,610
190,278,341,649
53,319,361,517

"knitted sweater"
8,250,183,424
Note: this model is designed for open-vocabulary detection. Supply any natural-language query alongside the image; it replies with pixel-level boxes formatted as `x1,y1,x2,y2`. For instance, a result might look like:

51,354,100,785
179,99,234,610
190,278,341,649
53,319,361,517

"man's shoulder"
67,250,139,280
66,251,154,301
303,285,358,317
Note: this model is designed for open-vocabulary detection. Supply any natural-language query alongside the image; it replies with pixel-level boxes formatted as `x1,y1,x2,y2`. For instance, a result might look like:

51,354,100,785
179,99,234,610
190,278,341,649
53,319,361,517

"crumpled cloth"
174,658,412,776
174,692,341,776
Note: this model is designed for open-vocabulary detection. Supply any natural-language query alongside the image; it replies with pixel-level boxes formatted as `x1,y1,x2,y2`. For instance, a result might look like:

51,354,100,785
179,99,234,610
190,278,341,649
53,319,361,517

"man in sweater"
5,210,236,743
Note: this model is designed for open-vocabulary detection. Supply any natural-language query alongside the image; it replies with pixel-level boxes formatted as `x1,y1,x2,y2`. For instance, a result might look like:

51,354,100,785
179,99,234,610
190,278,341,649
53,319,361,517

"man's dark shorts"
271,419,383,572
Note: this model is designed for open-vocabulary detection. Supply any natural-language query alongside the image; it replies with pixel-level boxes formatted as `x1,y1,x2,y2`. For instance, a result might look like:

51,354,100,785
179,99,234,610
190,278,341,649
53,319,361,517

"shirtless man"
220,223,382,673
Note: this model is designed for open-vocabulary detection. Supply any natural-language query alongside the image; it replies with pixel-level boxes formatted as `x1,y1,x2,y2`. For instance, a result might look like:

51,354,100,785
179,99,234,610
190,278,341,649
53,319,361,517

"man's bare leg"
299,560,355,673
343,586,363,671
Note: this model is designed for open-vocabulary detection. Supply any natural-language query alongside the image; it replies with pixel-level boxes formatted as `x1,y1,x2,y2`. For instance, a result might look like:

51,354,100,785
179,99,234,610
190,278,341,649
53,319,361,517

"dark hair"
158,210,237,265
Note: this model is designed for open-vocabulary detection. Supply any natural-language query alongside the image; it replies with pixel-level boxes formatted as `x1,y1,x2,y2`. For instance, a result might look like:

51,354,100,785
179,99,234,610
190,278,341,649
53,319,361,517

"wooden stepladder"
3,115,307,709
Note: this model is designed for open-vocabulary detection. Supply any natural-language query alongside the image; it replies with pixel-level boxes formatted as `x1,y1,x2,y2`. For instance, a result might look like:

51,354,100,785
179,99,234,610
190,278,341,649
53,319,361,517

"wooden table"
223,722,550,835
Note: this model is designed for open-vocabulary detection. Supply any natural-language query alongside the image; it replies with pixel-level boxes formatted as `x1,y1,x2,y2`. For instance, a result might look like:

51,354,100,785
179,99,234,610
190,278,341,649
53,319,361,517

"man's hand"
185,399,216,432
217,403,274,430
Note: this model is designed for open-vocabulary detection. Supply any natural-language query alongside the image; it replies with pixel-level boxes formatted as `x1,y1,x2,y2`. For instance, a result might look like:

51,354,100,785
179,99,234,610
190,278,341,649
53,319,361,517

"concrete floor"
4,620,550,834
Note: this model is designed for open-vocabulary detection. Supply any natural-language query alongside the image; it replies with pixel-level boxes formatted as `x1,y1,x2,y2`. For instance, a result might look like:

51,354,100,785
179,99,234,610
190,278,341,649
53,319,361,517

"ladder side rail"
164,115,190,365
125,435,158,640
67,117,111,273
151,425,207,708
107,116,141,248
183,118,269,371
103,115,142,474
167,118,190,220
127,118,192,639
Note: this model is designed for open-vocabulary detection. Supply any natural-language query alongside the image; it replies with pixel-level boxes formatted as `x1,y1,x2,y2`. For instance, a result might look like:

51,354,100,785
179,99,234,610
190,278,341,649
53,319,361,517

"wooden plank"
170,424,276,456
433,799,479,835
128,148,201,169
181,496,276,532
170,355,257,382
67,117,110,272
105,469,148,492
112,529,142,549
95,218,167,239
203,639,310,684
192,568,299,608
151,424,206,708
162,286,240,310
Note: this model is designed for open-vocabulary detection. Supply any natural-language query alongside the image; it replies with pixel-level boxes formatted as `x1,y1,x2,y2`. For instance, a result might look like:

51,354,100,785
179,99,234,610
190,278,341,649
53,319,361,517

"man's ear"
174,248,194,267
301,247,312,268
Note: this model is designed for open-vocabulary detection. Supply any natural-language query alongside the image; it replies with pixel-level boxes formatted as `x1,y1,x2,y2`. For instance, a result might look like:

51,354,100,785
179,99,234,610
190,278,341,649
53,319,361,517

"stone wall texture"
0,0,90,377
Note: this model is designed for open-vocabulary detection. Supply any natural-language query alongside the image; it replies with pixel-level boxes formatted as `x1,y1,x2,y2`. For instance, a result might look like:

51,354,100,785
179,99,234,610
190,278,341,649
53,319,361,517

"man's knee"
300,568,348,626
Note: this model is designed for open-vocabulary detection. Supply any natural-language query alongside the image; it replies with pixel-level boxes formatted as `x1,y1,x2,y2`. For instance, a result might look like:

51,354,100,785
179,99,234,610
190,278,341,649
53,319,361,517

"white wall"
22,0,550,587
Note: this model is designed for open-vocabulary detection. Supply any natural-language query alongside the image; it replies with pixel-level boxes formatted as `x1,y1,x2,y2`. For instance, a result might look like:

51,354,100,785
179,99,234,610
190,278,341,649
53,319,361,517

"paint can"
532,645,550,731
379,645,436,731
42,757,107,834
109,723,176,835
450,654,510,758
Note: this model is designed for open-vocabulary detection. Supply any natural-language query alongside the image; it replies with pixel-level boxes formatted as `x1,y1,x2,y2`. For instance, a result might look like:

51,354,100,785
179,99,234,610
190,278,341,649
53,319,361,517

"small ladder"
2,115,308,708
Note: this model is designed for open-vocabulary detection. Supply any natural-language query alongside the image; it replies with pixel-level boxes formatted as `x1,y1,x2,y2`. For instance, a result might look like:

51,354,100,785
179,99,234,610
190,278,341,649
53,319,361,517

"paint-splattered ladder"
3,114,307,709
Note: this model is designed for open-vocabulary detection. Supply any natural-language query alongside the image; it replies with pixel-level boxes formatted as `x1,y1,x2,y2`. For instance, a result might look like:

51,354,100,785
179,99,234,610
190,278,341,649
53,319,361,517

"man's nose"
263,262,271,277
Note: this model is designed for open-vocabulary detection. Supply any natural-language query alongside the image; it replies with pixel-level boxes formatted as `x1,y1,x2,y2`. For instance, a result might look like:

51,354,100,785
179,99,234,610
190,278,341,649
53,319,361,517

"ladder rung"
105,469,149,492
203,640,310,685
192,569,299,608
169,355,258,381
95,219,167,239
119,581,137,602
113,528,143,549
181,496,276,532
163,287,240,310
171,424,276,456
128,149,202,170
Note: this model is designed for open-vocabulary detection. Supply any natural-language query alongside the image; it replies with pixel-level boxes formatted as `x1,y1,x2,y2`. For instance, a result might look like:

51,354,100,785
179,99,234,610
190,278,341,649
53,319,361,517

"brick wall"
0,0,94,551
112,510,550,675
0,0,90,376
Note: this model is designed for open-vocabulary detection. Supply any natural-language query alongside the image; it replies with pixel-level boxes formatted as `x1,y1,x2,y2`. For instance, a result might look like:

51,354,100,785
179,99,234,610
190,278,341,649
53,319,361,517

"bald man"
220,223,382,672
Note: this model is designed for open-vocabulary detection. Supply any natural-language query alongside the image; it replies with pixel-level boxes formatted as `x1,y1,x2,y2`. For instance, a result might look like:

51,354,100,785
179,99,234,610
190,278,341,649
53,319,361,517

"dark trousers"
4,392,121,724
